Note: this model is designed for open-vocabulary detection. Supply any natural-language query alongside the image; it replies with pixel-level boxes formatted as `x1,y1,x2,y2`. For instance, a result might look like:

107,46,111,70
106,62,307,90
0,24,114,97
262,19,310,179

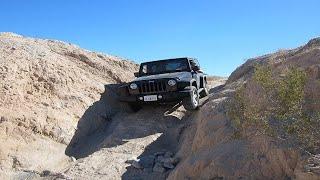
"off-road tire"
183,86,199,110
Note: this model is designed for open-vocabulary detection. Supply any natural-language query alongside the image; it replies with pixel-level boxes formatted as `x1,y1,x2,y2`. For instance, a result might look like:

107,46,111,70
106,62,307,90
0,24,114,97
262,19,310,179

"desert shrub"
228,67,273,137
228,92,272,137
227,64,319,153
277,68,307,119
287,113,320,152
253,64,274,91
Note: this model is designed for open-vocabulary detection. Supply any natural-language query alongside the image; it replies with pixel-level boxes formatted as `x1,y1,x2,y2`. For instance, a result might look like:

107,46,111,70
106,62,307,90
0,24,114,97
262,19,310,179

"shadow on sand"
65,84,127,158
65,84,186,160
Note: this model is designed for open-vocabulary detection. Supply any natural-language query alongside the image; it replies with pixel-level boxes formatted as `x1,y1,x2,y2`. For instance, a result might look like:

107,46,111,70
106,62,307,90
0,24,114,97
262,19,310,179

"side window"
142,65,147,73
150,65,157,73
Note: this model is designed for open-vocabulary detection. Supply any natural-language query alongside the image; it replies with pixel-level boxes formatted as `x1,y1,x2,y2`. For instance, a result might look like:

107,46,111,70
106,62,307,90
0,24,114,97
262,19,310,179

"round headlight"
168,79,177,86
130,83,138,89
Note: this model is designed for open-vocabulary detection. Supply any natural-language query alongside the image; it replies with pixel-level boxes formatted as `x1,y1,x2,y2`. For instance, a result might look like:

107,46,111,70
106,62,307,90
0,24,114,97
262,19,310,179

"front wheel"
183,86,199,111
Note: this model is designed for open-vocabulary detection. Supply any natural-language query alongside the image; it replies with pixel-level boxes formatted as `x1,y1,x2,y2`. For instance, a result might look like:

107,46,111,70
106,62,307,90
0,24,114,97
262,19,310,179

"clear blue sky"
1,0,319,76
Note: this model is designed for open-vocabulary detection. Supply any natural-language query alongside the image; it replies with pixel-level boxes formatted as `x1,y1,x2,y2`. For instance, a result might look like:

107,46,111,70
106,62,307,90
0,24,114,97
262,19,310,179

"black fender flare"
190,79,198,88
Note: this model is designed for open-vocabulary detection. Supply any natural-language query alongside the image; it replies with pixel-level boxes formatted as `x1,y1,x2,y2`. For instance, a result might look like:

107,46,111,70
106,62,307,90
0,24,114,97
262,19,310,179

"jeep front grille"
139,80,167,94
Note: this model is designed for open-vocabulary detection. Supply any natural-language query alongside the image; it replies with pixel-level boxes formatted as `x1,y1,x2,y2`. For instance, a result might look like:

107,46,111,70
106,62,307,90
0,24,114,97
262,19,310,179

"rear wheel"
183,86,199,110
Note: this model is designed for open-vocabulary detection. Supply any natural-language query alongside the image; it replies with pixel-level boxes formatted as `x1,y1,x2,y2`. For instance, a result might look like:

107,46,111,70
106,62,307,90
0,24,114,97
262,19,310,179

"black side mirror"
134,72,139,77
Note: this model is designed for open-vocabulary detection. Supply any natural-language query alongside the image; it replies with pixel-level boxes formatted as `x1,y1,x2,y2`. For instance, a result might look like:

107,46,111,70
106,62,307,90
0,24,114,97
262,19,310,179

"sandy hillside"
0,32,138,178
0,32,319,180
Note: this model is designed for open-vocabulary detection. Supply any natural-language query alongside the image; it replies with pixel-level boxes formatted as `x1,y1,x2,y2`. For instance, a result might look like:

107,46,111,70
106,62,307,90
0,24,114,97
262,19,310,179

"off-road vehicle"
118,57,209,111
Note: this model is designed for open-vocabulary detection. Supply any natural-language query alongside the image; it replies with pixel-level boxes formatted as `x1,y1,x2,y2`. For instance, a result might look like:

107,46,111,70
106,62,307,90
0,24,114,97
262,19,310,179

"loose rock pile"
131,151,179,173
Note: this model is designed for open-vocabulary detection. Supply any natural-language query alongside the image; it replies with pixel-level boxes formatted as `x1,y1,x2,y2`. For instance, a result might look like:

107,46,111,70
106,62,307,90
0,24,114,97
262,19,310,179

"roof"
140,57,197,64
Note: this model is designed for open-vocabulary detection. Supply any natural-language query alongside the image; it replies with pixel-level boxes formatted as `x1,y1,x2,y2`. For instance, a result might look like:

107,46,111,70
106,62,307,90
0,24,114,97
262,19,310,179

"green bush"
227,64,319,153
277,68,306,119
287,113,320,152
253,64,274,91
229,64,276,136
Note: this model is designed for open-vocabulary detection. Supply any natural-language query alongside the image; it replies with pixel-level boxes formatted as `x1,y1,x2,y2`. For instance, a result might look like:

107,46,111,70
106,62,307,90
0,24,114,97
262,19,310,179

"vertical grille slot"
139,80,167,94
146,83,150,92
158,82,162,91
154,82,158,91
143,83,146,92
162,81,166,91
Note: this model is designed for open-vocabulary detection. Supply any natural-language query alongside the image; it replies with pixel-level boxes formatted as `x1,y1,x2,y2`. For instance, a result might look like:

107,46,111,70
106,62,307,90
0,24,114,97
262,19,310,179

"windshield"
139,59,190,76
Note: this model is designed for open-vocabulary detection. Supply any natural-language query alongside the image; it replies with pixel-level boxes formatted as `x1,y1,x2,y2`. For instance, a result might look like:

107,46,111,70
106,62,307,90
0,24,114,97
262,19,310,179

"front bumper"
118,90,191,103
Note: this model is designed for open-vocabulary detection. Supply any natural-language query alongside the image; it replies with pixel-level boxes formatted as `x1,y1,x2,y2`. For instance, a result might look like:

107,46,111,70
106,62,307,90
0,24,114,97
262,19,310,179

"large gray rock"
139,155,155,168
153,163,166,173
156,155,165,163
154,151,165,156
164,151,173,158
131,160,142,169
161,157,175,164
163,162,175,169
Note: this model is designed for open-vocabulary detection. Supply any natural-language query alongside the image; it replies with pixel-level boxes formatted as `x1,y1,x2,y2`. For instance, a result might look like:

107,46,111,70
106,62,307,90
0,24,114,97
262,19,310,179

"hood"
133,72,192,82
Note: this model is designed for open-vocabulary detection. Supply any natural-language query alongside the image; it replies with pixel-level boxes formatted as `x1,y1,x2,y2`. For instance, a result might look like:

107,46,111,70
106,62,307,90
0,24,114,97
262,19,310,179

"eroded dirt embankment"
0,32,139,179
